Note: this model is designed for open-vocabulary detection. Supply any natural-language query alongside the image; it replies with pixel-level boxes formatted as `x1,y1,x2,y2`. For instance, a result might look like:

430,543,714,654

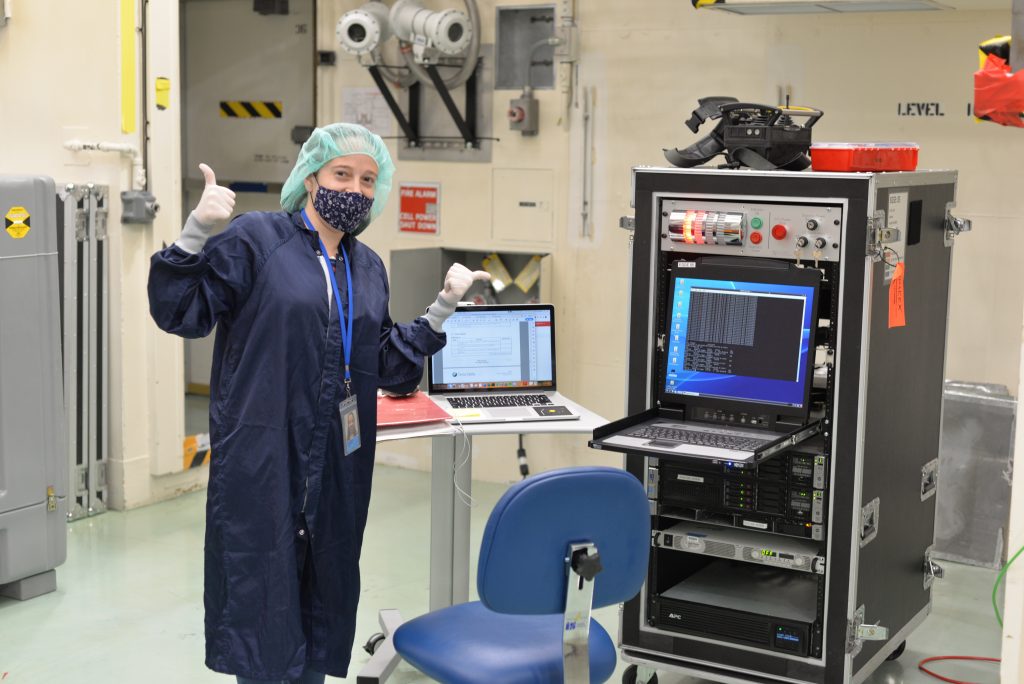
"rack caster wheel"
623,664,659,684
363,632,386,655
885,640,907,661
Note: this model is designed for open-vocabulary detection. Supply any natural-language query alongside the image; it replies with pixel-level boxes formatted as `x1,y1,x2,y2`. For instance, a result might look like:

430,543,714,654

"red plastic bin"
810,143,919,172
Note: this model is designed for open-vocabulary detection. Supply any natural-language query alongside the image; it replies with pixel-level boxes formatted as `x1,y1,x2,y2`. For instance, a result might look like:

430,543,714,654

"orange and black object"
974,36,1024,128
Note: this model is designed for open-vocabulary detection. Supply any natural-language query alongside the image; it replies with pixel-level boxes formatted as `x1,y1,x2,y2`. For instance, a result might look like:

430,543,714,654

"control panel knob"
806,219,819,231
771,224,788,240
796,236,809,248
814,237,828,249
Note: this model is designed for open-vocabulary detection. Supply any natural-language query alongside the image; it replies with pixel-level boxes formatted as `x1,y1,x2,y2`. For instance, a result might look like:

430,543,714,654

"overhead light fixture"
692,0,950,14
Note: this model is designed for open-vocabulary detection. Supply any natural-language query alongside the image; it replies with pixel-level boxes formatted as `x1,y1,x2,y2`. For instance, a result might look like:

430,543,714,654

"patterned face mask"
311,181,374,234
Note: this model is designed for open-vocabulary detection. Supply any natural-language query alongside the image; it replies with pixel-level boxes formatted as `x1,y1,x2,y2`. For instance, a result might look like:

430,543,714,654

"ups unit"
591,168,965,683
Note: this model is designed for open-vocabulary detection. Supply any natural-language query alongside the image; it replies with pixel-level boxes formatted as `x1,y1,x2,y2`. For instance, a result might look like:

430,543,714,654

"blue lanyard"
301,210,354,396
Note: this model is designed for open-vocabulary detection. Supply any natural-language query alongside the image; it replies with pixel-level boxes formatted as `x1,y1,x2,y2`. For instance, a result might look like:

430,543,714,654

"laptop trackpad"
489,407,534,418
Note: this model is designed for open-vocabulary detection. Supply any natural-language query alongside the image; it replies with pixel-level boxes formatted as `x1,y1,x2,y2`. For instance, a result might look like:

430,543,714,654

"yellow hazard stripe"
219,101,284,118
693,0,723,7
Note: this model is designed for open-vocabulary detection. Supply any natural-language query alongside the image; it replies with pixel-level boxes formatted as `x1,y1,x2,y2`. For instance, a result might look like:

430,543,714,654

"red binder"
376,391,451,427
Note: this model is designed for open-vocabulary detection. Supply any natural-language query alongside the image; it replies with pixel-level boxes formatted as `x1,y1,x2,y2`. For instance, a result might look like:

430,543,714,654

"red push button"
771,224,788,240
749,231,763,245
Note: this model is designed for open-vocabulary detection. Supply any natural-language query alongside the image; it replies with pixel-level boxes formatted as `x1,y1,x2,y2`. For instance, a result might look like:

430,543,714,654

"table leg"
429,433,472,611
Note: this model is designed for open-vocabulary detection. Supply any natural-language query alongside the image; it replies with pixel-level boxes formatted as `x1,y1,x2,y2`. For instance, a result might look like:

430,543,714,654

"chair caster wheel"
623,664,658,684
363,632,386,655
885,640,907,661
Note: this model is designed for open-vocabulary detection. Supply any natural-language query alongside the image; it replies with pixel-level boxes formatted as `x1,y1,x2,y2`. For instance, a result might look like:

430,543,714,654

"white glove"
175,163,237,254
422,263,491,332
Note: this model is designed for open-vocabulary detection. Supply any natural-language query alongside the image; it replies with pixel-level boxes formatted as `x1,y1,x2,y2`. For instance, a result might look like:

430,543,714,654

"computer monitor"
659,259,820,418
428,304,557,393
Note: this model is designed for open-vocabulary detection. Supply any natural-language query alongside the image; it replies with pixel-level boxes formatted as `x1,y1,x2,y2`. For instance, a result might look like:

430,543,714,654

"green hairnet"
280,123,395,236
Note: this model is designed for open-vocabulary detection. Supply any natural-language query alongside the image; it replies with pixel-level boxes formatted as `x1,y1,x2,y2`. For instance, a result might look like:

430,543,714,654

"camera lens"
348,23,367,43
447,23,463,43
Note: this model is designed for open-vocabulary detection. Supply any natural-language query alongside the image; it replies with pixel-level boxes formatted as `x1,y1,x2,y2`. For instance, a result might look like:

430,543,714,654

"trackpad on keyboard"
489,407,534,418
646,439,679,448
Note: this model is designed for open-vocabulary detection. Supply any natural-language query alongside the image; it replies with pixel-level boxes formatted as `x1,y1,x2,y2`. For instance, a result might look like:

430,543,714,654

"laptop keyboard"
448,394,553,409
628,426,767,451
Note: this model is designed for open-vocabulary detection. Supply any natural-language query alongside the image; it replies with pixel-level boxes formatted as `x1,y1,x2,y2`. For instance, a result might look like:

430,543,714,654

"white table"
357,396,608,683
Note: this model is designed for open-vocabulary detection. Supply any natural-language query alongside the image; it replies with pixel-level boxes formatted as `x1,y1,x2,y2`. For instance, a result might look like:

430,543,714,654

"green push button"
751,217,763,229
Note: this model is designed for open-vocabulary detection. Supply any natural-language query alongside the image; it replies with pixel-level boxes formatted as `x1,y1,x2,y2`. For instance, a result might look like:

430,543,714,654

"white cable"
447,415,475,508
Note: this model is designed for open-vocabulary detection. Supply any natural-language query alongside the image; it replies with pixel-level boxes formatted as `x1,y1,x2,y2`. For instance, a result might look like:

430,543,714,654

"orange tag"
889,262,906,328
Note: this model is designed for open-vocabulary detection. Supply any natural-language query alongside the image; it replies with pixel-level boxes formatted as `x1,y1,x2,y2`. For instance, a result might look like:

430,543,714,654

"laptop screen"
663,276,816,410
429,306,556,392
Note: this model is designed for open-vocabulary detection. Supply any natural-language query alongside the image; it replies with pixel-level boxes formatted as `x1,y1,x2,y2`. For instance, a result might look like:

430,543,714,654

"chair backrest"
476,466,650,615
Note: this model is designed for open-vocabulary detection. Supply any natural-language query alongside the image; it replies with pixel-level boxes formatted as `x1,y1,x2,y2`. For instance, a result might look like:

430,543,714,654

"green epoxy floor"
0,463,1004,683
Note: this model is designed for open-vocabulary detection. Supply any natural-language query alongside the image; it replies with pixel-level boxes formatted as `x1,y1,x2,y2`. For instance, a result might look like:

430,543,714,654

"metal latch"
944,205,972,246
859,497,880,547
924,545,945,589
619,215,636,231
866,211,901,261
847,605,889,657
921,459,939,501
47,486,57,512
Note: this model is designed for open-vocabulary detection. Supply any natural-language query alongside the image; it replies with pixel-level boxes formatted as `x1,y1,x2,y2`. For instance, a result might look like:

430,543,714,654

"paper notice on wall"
341,87,395,137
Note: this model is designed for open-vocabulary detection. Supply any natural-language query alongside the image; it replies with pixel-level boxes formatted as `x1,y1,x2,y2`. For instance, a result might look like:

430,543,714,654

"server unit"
0,176,69,600
591,168,966,683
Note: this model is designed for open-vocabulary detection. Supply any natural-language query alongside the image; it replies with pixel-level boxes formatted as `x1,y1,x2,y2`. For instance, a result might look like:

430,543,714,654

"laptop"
427,304,581,424
598,258,822,464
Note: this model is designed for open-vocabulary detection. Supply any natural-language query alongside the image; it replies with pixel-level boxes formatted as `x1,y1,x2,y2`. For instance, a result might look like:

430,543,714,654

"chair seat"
393,601,616,684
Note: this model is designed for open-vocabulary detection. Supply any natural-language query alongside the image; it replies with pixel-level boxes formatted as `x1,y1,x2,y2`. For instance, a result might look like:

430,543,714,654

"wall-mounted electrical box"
495,5,555,90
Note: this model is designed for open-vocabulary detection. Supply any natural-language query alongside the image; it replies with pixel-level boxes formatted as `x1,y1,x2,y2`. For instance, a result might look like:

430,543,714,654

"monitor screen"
664,277,816,409
430,307,555,391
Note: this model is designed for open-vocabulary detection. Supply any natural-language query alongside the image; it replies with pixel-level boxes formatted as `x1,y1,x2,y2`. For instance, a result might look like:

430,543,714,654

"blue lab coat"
148,211,445,679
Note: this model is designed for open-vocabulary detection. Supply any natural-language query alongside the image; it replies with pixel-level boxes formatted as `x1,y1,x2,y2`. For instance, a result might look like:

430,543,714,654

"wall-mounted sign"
398,183,440,235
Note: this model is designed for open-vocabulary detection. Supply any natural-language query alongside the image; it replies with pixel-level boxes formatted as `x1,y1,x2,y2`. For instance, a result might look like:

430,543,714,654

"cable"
992,543,1024,626
881,246,901,268
447,415,475,508
917,655,1000,684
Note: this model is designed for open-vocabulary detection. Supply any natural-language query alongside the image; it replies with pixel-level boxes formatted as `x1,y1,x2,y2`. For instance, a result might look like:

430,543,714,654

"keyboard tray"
589,408,821,469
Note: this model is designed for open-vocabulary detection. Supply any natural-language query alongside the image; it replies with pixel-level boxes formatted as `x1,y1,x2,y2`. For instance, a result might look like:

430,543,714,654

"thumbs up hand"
193,163,237,227
175,164,238,254
439,263,491,306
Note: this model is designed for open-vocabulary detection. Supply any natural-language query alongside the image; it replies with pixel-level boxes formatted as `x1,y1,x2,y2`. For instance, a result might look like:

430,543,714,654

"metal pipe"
526,36,563,90
63,140,146,190
399,0,480,90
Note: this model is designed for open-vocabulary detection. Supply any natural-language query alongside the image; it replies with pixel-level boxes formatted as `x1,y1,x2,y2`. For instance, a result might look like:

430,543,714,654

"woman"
148,123,488,683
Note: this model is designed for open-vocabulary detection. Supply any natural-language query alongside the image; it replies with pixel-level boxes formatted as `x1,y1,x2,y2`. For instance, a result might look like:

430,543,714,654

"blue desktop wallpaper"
664,277,816,408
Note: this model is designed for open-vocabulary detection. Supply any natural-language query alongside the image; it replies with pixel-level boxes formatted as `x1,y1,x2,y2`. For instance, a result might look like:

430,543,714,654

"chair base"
355,608,404,684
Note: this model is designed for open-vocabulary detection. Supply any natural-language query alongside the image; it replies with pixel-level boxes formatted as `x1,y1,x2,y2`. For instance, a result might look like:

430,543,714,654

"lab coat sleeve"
148,217,261,339
376,275,446,395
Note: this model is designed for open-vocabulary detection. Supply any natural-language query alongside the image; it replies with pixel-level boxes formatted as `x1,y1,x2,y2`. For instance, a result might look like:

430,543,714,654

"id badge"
340,395,361,456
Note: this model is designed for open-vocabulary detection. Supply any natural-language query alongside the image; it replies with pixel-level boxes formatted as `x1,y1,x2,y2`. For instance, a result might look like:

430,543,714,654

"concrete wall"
2,0,1019,508
0,0,204,509
320,1,1023,484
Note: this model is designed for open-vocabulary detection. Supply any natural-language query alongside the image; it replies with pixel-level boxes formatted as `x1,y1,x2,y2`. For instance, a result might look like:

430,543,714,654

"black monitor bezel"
427,303,557,394
657,258,821,420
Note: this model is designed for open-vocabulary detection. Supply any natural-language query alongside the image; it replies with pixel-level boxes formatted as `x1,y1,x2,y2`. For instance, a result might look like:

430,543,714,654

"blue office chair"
393,466,651,684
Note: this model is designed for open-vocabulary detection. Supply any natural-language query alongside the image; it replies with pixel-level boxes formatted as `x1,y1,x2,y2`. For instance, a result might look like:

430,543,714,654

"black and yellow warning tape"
219,101,283,119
